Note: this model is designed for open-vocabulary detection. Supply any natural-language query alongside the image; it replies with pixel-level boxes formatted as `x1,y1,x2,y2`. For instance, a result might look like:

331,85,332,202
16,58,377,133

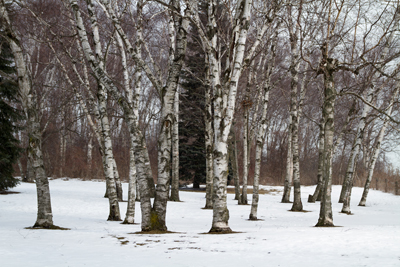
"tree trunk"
316,58,336,227
288,11,303,211
87,135,93,179
25,158,35,183
210,139,231,232
59,132,65,178
240,105,249,205
340,88,373,213
123,139,136,224
0,3,54,228
228,127,240,201
281,119,293,203
113,159,123,201
359,85,399,205
98,85,121,221
204,75,214,209
309,121,324,203
170,89,180,201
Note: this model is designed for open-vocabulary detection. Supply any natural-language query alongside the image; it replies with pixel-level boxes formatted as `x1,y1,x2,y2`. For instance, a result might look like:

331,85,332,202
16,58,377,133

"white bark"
240,100,250,205
287,3,303,212
0,1,53,228
123,138,137,224
87,134,93,179
228,127,240,201
309,121,324,203
170,88,180,201
359,85,399,206
340,87,373,213
316,57,337,227
69,0,122,221
282,119,293,203
210,0,253,232
249,32,277,219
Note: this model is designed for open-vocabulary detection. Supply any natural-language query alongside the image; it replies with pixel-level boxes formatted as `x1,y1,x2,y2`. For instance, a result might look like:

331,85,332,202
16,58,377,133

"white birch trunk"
87,134,93,179
150,0,189,231
98,85,121,221
288,7,303,211
359,85,399,206
209,0,253,233
316,58,337,227
249,29,277,219
240,105,249,205
228,127,240,201
340,88,373,213
123,138,137,224
69,0,122,221
170,88,180,201
282,120,293,203
59,132,64,178
112,158,123,201
309,121,324,202
0,2,54,228
204,56,214,209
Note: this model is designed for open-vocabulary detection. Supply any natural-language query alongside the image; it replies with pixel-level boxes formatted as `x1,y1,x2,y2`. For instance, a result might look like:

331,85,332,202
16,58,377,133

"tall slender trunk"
98,85,121,221
228,127,240,201
170,89,180,201
359,86,399,206
150,0,189,231
282,118,293,203
249,30,277,219
87,134,93,179
0,2,54,228
309,121,324,202
240,105,249,205
316,57,336,227
204,68,214,209
59,131,65,177
340,88,373,213
288,17,303,212
209,0,252,232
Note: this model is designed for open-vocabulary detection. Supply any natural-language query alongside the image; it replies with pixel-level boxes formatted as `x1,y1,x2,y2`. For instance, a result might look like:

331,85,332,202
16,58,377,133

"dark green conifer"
179,12,207,188
0,37,23,191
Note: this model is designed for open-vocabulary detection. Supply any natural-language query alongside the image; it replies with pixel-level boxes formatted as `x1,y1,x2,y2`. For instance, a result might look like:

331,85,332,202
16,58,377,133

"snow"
1,179,399,267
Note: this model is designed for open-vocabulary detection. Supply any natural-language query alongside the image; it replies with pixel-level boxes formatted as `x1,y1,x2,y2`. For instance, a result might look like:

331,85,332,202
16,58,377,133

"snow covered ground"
1,179,399,267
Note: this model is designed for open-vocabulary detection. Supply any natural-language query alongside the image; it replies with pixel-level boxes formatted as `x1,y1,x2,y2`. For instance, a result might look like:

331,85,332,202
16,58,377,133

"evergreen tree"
0,37,23,191
179,24,206,188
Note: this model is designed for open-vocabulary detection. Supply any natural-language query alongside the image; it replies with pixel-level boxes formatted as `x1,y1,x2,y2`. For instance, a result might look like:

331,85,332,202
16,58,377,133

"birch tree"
0,0,55,228
69,0,190,231
249,22,280,220
185,0,277,232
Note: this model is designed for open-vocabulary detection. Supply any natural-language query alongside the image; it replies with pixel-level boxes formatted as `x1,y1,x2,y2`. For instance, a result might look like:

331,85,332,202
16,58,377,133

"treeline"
2,0,400,231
